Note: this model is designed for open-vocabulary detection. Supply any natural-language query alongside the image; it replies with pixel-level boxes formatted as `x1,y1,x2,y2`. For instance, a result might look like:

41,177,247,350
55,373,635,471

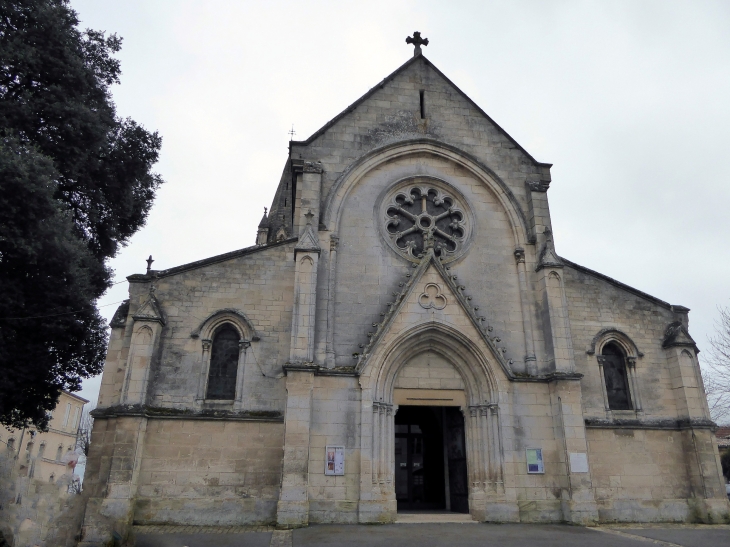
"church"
79,34,728,544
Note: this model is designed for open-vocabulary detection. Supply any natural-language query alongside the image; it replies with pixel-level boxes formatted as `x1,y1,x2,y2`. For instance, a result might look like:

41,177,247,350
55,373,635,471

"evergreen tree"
0,0,163,429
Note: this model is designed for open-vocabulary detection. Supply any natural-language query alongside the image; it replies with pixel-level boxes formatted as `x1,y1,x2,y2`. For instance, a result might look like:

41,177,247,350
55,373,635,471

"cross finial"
304,209,314,225
264,206,268,215
146,255,154,273
288,124,296,141
406,31,429,57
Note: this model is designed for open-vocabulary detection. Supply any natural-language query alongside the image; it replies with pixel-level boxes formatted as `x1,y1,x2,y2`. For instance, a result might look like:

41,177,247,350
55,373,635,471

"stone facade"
79,49,729,545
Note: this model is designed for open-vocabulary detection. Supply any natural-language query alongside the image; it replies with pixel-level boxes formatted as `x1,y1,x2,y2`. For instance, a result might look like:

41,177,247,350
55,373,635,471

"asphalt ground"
134,523,730,547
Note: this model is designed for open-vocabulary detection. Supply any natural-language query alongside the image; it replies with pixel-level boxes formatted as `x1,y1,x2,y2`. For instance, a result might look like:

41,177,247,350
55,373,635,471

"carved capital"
514,247,525,264
330,235,340,251
526,179,550,192
626,356,637,368
239,340,251,350
202,339,212,351
303,161,324,174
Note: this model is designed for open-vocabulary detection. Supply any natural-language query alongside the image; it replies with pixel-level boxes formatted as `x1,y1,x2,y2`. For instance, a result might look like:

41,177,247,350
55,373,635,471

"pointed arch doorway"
394,404,469,513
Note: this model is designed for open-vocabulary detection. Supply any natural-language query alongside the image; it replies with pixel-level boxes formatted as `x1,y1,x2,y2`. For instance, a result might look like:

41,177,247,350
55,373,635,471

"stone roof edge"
560,256,673,311
290,55,551,168
127,237,298,283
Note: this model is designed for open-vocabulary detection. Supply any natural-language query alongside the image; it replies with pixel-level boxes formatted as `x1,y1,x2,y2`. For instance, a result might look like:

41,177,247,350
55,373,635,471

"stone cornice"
283,363,358,377
585,417,717,431
91,405,283,423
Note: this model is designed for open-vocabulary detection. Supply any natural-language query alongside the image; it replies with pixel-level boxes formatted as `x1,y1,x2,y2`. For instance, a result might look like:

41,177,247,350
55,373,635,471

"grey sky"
69,0,730,406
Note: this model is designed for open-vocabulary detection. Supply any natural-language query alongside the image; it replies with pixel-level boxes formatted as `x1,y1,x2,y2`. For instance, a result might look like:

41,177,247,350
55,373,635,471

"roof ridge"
290,55,550,167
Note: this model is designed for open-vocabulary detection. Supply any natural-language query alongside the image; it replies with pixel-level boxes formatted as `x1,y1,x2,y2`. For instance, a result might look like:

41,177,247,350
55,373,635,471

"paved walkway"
134,522,730,547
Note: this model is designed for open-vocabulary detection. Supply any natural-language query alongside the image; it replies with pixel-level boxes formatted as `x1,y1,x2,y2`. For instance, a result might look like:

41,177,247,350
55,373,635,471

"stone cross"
406,31,429,56
146,255,154,273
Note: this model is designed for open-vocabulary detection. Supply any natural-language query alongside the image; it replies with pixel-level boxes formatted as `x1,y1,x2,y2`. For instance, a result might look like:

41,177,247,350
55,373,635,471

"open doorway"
394,405,468,513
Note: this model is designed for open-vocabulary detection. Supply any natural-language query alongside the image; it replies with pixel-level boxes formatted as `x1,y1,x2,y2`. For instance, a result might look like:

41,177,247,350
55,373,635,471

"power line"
0,300,127,321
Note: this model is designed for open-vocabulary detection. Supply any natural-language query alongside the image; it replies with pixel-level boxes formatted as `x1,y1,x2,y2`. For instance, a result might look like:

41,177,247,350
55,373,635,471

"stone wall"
133,419,284,525
308,375,361,523
98,240,296,414
587,428,694,521
0,452,86,547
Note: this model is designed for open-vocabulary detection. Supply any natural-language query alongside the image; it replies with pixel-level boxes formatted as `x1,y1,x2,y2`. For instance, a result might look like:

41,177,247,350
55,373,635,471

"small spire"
146,255,154,274
258,207,269,228
406,31,429,57
288,125,296,141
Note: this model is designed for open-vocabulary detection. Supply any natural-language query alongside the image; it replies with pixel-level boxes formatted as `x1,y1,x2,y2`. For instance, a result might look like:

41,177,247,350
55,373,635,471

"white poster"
325,446,345,476
569,452,589,473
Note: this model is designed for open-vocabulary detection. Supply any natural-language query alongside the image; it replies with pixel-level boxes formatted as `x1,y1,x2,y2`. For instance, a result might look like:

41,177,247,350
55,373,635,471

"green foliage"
0,0,163,429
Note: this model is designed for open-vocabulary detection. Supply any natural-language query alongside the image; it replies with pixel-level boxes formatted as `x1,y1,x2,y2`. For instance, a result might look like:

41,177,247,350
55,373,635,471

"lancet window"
600,343,632,410
205,324,241,400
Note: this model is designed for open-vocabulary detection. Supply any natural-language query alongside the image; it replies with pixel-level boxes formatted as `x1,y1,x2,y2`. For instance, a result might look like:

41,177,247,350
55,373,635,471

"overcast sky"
69,0,730,405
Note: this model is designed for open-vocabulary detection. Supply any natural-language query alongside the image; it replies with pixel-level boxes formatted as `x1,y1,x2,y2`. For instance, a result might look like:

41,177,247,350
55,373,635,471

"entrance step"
395,512,477,524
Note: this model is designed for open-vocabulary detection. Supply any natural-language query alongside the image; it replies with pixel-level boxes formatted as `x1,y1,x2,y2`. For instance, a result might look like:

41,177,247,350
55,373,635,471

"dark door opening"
394,405,468,513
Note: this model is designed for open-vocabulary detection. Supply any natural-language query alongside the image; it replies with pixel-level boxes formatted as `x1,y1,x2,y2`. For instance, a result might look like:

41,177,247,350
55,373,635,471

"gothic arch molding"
322,138,533,248
587,327,643,359
191,308,260,342
365,322,503,406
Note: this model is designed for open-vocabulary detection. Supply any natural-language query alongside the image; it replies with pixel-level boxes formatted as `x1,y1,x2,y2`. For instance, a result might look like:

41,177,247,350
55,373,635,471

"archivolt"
587,327,643,359
322,138,533,247
191,309,259,341
368,322,501,406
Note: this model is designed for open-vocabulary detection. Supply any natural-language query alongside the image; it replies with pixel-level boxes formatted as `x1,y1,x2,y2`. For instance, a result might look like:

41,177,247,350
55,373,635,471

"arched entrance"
394,405,468,513
358,323,506,522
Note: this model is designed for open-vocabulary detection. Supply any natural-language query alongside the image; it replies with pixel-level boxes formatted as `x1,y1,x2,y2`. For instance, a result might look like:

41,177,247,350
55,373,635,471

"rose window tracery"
384,185,468,260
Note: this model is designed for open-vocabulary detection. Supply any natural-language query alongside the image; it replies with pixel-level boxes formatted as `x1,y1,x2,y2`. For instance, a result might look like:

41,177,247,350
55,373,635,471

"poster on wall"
525,448,544,474
325,446,345,476
569,452,589,473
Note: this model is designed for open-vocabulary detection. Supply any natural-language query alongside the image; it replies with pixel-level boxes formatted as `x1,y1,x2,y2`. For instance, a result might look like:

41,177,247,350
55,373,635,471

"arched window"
206,324,240,400
6,438,14,452
49,473,55,483
600,343,632,410
38,442,46,459
55,445,63,461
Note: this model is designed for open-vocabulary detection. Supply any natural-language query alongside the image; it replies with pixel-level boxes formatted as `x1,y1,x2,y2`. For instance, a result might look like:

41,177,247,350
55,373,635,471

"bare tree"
75,405,95,457
703,306,730,424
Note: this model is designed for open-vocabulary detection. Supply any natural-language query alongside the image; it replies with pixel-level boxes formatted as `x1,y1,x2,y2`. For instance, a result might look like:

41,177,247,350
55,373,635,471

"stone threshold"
395,511,477,524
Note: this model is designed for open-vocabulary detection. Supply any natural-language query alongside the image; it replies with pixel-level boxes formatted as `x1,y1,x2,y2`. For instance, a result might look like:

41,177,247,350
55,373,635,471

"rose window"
384,186,468,260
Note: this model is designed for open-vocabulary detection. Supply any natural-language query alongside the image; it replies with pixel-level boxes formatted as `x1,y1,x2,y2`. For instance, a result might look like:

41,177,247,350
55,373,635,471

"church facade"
80,40,728,544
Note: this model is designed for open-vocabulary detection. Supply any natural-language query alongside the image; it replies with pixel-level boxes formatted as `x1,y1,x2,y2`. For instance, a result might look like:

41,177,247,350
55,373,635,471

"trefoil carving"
418,283,447,310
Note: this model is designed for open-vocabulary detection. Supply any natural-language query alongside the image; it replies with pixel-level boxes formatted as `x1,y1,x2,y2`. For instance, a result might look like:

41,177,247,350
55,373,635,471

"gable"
285,55,552,223
355,250,515,380
293,55,546,168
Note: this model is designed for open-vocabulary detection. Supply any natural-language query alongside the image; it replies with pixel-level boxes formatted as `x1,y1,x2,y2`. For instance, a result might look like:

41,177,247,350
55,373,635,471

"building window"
38,443,46,459
205,324,240,400
62,402,71,428
71,406,80,430
6,438,14,452
55,445,63,461
600,343,632,410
